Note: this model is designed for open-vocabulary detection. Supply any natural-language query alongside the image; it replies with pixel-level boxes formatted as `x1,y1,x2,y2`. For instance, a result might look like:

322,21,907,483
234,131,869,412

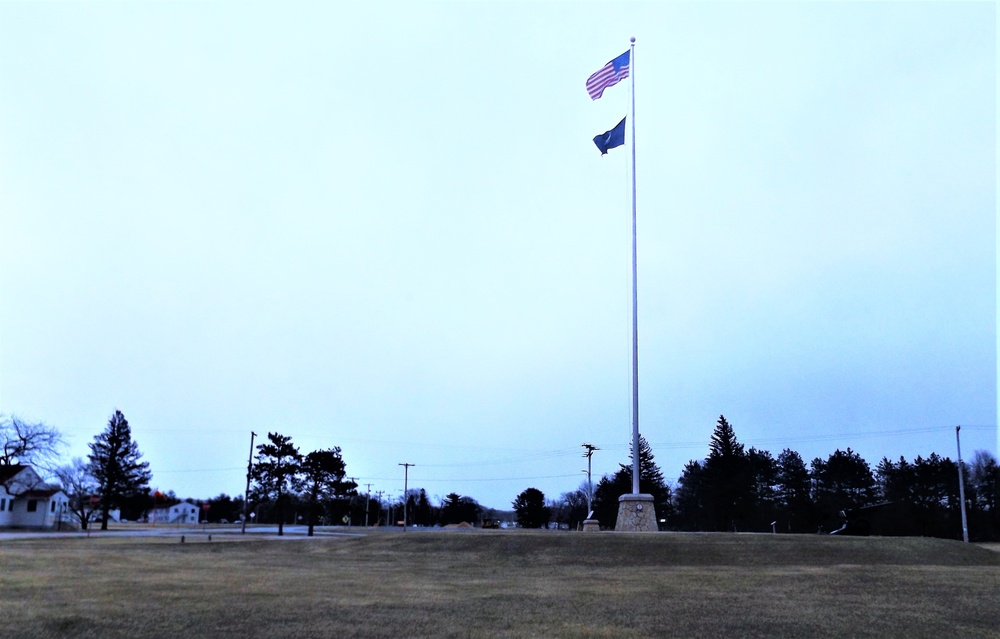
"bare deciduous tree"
54,458,100,530
0,414,65,472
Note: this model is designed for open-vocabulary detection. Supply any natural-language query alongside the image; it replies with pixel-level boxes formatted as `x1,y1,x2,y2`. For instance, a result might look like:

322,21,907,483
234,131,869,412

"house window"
27,500,38,512
0,498,5,511
51,501,56,512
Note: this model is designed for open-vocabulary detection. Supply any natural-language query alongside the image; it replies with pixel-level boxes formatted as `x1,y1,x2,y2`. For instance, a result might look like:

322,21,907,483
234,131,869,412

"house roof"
1,464,62,496
0,464,28,483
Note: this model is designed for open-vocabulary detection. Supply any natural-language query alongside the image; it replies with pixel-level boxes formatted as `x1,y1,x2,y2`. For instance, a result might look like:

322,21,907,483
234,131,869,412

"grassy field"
2,529,998,639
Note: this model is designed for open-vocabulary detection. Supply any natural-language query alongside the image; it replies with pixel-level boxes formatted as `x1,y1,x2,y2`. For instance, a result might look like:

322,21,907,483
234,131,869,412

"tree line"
2,413,362,534
5,411,998,540
578,415,1000,541
2,412,501,533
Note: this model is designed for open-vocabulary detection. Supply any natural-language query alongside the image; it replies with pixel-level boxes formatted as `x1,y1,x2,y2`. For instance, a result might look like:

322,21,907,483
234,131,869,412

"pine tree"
415,488,433,526
708,414,744,460
593,436,672,529
296,448,352,536
439,493,463,525
438,492,481,526
702,415,751,531
623,436,669,491
746,447,778,531
251,432,301,536
592,472,631,529
674,459,707,531
776,448,813,532
809,448,876,531
87,410,152,530
512,487,550,528
876,456,913,503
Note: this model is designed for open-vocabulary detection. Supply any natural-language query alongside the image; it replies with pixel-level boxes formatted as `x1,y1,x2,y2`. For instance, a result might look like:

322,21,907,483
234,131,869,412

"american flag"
586,50,630,100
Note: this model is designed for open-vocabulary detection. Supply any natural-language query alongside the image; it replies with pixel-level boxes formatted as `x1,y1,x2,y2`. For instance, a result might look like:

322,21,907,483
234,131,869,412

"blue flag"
593,117,626,155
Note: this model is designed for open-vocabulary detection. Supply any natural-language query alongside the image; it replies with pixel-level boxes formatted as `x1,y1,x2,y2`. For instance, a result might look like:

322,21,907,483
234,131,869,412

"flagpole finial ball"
630,36,635,43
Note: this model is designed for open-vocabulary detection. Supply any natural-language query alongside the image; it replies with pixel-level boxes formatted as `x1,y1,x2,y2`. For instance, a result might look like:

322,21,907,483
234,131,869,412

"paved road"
0,525,367,541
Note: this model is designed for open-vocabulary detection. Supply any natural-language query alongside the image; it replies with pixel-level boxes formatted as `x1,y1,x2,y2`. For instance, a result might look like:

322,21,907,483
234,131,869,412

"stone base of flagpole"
615,494,657,532
582,519,601,532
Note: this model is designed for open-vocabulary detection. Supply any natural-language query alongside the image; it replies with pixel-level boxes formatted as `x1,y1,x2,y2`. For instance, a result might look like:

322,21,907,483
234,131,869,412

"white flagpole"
629,36,640,496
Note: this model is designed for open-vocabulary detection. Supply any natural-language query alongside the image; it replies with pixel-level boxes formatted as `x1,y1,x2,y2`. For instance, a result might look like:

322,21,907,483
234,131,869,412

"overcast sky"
1,1,995,510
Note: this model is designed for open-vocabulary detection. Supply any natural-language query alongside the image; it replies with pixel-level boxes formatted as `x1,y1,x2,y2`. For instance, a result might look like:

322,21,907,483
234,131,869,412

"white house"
151,499,200,524
0,464,69,529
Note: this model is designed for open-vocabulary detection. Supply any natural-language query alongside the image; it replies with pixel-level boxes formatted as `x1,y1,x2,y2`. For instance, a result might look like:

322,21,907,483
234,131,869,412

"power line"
357,472,582,483
649,424,997,451
153,467,245,473
143,424,996,477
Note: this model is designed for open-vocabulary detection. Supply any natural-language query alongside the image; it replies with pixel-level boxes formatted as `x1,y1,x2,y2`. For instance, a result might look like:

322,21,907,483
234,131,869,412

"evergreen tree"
702,415,751,531
875,453,968,538
203,493,239,524
593,471,629,529
708,415,744,460
673,459,707,531
118,488,154,522
405,491,417,526
414,488,434,526
810,448,876,531
513,487,550,528
910,453,960,538
746,447,778,531
251,432,301,536
876,456,913,503
439,493,463,525
439,492,482,525
592,436,672,529
775,448,813,532
87,410,152,530
296,448,353,536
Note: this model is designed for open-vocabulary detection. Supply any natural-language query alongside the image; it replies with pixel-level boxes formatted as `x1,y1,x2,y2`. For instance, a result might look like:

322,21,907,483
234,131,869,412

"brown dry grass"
1,530,998,639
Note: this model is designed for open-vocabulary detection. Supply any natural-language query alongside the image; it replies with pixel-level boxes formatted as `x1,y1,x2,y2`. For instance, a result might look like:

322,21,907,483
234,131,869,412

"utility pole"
375,490,384,527
241,431,257,535
399,463,414,531
345,477,358,527
365,483,373,527
956,426,969,543
582,443,599,516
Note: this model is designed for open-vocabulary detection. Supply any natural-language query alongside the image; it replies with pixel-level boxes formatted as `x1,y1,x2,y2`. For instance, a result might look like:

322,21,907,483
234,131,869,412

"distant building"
151,499,200,524
0,464,69,529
